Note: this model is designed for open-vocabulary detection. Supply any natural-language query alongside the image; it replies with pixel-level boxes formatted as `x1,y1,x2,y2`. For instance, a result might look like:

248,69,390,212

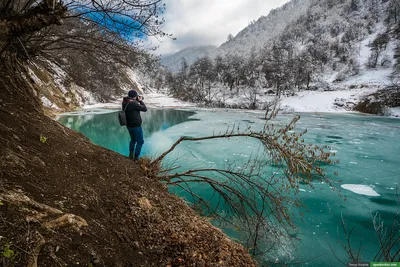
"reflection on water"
58,108,197,156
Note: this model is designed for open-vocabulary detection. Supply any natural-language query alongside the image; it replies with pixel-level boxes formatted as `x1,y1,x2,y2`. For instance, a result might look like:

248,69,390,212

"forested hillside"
219,0,312,56
161,0,400,112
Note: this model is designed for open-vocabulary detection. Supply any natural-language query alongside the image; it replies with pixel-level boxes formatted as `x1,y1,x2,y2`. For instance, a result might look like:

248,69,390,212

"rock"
334,98,357,110
265,89,275,95
334,98,345,107
354,85,400,115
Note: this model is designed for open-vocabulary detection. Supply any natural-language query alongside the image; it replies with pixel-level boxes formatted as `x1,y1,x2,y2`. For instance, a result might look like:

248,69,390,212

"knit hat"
128,90,138,98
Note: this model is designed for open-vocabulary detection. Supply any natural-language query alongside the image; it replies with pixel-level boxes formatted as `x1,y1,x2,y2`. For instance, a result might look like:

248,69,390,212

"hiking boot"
129,151,134,159
134,156,139,162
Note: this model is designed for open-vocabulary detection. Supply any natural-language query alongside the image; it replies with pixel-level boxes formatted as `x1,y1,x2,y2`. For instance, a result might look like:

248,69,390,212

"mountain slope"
161,0,312,71
162,0,399,84
218,0,312,56
160,45,218,72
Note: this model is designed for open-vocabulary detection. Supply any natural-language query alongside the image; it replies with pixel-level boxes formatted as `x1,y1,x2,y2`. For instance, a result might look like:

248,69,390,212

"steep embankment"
27,59,143,114
0,62,256,266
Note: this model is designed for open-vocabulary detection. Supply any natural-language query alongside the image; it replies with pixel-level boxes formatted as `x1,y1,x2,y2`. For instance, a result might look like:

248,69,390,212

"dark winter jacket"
122,97,147,127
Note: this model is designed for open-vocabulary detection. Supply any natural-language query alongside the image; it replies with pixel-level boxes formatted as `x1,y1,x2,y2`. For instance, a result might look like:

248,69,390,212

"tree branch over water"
149,115,340,261
333,187,400,263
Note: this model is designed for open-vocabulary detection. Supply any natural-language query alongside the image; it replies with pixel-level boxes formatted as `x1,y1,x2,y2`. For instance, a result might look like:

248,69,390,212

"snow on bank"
279,88,376,113
82,92,194,110
144,92,195,108
81,89,371,112
41,96,61,110
341,184,380,197
386,107,400,117
125,68,144,92
78,89,400,120
60,109,117,116
83,101,120,110
80,83,395,116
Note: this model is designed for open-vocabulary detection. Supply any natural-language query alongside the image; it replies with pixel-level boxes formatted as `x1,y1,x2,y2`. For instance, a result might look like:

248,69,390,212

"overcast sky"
151,0,290,56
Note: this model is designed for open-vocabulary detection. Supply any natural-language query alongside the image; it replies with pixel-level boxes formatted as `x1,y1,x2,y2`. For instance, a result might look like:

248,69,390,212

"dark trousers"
127,126,144,158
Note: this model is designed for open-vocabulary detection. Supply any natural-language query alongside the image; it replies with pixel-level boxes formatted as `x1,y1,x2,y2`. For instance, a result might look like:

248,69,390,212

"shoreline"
53,90,399,119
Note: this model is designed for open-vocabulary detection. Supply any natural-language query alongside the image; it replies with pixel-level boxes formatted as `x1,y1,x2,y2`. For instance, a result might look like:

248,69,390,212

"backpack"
118,101,130,126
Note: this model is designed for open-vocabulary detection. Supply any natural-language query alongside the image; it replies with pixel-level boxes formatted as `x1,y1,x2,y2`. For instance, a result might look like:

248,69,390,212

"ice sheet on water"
341,184,380,197
59,109,117,116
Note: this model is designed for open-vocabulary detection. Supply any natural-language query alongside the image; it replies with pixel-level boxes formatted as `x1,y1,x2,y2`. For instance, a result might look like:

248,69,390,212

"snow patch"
40,96,60,110
386,107,400,118
83,102,120,110
74,85,96,107
41,96,53,107
144,92,195,108
280,89,376,113
341,184,380,197
341,68,393,86
82,87,378,113
60,109,117,116
125,68,143,92
47,61,68,94
27,67,43,85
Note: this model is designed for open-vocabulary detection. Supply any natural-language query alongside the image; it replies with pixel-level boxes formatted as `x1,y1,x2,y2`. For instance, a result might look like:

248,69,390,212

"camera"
136,95,144,101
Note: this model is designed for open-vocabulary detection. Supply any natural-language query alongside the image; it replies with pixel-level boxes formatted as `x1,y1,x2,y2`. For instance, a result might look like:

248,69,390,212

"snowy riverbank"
81,89,400,118
278,88,377,113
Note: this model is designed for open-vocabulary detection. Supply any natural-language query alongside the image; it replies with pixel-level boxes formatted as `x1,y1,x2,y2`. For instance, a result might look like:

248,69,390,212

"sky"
151,0,290,56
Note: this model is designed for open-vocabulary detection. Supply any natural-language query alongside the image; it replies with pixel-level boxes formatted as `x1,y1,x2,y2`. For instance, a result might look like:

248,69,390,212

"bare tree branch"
145,116,339,264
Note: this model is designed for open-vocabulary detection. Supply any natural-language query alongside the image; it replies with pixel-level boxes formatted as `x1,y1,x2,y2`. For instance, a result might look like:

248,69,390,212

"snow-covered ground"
79,65,397,117
279,88,377,113
80,88,400,119
83,92,195,110
143,92,195,108
83,101,120,110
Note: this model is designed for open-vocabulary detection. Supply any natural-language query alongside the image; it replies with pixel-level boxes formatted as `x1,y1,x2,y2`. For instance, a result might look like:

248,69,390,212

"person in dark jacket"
122,90,147,161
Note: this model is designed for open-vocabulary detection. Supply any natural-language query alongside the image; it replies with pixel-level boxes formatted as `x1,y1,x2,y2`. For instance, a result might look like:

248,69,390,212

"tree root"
0,189,88,231
27,231,45,267
0,189,88,265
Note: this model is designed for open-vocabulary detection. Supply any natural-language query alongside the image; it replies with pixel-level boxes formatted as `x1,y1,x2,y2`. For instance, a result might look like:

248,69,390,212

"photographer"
122,90,147,161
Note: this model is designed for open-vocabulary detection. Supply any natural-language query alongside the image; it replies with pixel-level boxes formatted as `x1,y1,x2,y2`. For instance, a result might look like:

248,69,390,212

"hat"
128,90,138,98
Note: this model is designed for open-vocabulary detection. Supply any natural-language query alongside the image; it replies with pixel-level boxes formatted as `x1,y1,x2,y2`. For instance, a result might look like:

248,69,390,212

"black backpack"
118,102,130,126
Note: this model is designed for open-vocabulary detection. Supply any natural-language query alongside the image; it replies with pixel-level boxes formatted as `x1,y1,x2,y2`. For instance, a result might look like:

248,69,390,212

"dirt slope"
0,62,257,266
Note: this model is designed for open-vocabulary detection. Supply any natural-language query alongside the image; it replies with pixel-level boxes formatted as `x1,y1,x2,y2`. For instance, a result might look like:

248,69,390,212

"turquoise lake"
58,108,400,266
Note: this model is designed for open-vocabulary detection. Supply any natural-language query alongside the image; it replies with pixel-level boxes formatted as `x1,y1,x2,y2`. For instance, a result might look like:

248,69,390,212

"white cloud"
150,0,290,56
